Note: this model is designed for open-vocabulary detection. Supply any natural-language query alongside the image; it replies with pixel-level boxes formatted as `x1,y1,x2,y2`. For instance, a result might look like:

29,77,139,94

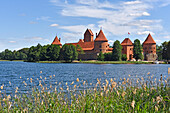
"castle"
52,29,157,61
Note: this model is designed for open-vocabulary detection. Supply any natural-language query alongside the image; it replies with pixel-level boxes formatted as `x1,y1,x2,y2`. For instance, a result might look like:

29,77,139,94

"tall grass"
0,73,169,112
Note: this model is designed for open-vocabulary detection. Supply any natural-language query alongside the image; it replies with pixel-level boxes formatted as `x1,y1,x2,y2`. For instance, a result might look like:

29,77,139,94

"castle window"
151,51,153,53
145,47,147,50
99,45,101,48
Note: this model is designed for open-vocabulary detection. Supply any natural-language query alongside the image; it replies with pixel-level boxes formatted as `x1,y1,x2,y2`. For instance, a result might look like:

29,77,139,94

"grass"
79,61,153,64
0,72,169,112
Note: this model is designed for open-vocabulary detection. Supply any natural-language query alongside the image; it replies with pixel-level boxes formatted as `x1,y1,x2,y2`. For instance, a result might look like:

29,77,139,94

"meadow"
0,72,169,112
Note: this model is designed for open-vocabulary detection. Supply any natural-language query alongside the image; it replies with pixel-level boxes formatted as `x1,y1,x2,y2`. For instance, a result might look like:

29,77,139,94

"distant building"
52,29,112,60
52,29,157,61
121,38,133,61
142,34,157,61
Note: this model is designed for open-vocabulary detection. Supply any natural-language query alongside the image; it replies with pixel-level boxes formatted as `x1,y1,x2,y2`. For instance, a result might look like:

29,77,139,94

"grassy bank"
79,61,154,64
0,73,169,112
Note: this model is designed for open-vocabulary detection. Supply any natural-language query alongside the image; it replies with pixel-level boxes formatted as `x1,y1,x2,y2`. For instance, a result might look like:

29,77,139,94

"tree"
97,52,104,61
156,45,163,61
122,54,127,61
104,52,112,61
112,40,122,61
162,41,168,60
4,49,13,60
76,45,84,54
167,41,170,60
60,45,78,62
133,39,143,61
47,44,60,61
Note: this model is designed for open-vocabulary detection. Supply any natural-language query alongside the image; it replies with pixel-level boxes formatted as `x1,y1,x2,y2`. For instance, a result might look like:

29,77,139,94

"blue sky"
0,0,170,52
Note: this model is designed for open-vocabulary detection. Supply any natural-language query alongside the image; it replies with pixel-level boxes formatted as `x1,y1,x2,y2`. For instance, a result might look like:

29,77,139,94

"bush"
122,54,127,61
97,52,104,61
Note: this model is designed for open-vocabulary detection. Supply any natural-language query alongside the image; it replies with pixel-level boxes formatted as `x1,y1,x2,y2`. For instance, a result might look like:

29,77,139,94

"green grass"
79,61,153,64
0,73,169,112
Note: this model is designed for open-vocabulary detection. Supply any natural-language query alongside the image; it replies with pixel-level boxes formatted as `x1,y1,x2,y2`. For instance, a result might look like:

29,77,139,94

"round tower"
94,30,110,53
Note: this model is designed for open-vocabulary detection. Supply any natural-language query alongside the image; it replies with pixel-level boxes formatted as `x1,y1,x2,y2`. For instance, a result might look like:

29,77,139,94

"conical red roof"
52,36,62,46
143,34,156,44
85,29,93,36
95,30,108,41
121,38,133,46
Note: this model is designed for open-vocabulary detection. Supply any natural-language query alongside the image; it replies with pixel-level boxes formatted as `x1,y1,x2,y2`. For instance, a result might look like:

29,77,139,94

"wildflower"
155,106,158,111
83,81,85,85
40,71,42,73
45,77,47,80
90,83,92,85
105,79,109,85
9,81,11,85
50,85,52,88
110,78,113,83
116,90,119,96
121,91,126,97
100,92,103,96
40,76,42,79
48,91,50,95
104,72,106,75
71,81,74,85
50,75,52,78
7,95,11,100
20,76,22,79
131,100,135,109
133,89,137,94
60,87,63,90
147,72,150,75
53,74,55,77
156,96,162,104
84,90,86,95
74,85,76,88
3,98,6,101
66,82,68,85
165,80,167,84
67,87,69,91
76,78,79,82
111,81,117,88
1,86,3,90
128,74,131,77
14,94,17,98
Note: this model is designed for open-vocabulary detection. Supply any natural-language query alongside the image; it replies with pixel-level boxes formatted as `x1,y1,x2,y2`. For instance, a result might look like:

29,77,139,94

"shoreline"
0,60,166,64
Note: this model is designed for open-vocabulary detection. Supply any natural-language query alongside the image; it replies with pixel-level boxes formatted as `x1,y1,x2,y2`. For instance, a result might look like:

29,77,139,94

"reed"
0,73,169,112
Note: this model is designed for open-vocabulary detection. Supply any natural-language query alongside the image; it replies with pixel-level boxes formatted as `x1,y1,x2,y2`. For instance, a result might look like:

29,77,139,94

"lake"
0,61,169,94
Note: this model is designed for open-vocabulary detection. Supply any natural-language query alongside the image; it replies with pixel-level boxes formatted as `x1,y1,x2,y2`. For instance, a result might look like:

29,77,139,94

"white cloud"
50,24,59,27
137,31,155,35
9,41,16,43
124,0,142,5
108,40,114,45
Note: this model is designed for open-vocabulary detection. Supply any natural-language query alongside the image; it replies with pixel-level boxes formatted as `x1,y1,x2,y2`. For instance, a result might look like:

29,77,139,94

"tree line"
0,44,84,62
0,40,169,62
98,40,170,61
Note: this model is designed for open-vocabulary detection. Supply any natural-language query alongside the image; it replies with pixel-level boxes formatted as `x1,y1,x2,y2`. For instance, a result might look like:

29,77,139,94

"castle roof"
143,34,156,44
65,41,94,51
52,36,62,46
95,30,108,41
121,38,133,46
85,29,94,36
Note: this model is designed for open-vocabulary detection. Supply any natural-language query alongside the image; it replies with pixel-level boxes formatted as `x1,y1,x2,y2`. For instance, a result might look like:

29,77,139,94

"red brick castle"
52,29,157,61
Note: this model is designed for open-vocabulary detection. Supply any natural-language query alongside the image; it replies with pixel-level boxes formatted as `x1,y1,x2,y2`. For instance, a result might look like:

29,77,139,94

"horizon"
0,0,170,52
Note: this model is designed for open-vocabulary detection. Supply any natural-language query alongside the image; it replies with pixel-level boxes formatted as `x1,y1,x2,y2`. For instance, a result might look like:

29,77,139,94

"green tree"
76,45,84,54
60,45,78,62
156,45,163,61
167,41,170,60
97,52,104,61
27,44,42,61
122,54,127,61
104,52,112,61
162,41,168,60
112,40,122,61
4,49,13,60
47,44,60,61
133,39,143,61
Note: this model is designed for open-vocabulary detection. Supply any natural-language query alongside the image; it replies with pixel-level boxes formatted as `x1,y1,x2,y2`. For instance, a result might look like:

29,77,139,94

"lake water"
0,61,169,94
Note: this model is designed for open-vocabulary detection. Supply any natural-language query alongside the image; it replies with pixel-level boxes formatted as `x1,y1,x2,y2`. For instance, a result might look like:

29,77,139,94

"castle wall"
122,45,133,60
94,41,110,53
84,32,93,42
143,44,156,60
78,53,98,60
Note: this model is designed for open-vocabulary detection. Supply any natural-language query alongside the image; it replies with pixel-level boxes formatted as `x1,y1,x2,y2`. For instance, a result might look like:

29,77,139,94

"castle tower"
94,29,110,53
121,38,133,61
52,35,62,48
84,29,94,42
143,34,157,61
